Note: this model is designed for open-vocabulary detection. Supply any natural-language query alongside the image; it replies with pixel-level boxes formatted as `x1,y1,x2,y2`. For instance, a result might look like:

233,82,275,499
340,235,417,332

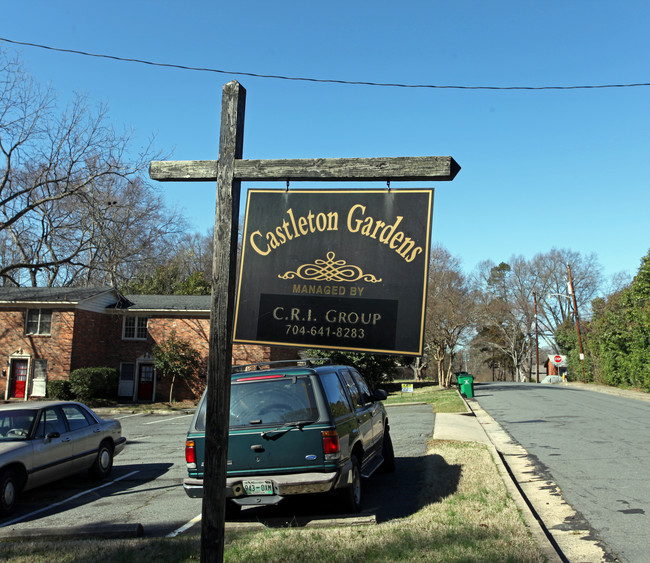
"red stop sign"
554,355,562,364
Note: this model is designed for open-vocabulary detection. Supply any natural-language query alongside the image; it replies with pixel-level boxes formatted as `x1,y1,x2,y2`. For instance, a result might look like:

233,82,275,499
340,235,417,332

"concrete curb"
0,523,144,540
226,514,376,531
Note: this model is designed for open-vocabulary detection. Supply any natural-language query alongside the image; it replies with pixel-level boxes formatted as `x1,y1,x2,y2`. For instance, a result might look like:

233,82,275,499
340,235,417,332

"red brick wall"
0,308,75,398
71,309,114,372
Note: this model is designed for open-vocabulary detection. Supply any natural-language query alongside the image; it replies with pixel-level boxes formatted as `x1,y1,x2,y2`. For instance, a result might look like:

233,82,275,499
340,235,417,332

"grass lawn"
0,440,544,562
383,382,467,413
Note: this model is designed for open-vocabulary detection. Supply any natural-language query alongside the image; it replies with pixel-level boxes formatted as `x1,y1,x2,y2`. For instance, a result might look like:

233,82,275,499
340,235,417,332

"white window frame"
25,309,53,335
123,316,148,340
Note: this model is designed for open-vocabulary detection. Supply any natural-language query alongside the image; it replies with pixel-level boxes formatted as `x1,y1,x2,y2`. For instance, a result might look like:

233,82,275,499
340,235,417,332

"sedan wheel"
0,468,18,516
90,441,114,479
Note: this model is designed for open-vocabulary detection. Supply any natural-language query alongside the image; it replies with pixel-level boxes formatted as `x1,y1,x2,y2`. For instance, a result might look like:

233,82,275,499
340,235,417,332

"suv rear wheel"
380,428,395,473
338,455,362,513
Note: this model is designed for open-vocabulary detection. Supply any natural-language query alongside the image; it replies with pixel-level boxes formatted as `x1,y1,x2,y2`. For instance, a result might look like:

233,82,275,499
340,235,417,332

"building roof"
0,287,117,304
0,287,211,314
122,294,210,313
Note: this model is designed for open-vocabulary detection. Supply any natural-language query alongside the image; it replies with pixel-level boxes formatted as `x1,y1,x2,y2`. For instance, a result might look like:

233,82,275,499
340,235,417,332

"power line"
2,36,650,91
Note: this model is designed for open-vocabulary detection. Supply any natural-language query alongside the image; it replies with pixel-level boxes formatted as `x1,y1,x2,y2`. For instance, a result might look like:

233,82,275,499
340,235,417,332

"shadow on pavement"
1,463,173,526
225,451,461,527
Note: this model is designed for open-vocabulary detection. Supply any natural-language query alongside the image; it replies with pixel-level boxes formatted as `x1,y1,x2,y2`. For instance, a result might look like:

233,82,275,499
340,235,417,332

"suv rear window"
194,375,319,430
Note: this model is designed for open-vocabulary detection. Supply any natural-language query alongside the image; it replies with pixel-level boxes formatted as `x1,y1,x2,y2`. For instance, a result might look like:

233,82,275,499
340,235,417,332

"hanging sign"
233,188,434,356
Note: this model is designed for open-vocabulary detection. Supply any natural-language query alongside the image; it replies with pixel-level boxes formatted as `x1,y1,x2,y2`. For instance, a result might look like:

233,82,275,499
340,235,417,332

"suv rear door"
227,373,325,475
339,368,374,453
349,369,384,452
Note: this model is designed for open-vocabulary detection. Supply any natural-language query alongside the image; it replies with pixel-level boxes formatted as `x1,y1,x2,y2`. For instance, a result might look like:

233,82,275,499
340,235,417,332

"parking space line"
0,470,140,528
143,415,192,425
166,513,202,538
114,413,145,420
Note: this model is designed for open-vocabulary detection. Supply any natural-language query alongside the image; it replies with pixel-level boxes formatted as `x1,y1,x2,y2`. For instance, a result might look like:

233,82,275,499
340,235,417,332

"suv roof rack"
231,358,332,373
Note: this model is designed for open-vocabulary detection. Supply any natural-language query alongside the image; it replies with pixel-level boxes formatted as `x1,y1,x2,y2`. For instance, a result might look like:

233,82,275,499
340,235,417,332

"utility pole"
566,264,587,383
533,291,540,383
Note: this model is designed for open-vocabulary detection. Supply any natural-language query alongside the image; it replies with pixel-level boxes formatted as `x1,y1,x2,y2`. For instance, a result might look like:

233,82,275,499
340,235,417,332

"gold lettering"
274,225,286,245
380,216,404,244
405,246,423,263
287,208,300,238
389,231,404,249
266,230,280,250
370,220,386,239
397,237,417,260
250,230,270,256
250,208,340,257
347,204,365,232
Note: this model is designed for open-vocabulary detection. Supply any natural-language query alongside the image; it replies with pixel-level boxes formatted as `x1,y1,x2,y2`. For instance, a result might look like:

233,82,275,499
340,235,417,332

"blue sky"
2,1,649,286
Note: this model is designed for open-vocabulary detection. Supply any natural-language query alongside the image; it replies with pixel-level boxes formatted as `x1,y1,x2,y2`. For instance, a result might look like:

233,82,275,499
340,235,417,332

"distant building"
544,354,567,377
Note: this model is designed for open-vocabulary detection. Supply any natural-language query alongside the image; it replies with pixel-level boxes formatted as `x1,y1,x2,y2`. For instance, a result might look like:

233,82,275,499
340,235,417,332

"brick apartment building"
0,287,297,403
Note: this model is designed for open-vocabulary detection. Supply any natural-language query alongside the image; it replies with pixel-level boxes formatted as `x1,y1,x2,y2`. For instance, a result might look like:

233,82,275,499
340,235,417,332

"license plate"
243,480,274,495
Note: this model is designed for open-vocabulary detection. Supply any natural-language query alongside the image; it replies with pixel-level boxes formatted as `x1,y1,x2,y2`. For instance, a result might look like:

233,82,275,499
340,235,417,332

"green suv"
183,360,394,515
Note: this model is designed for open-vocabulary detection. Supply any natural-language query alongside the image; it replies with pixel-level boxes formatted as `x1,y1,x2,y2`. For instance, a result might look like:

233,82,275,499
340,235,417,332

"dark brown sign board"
234,188,434,356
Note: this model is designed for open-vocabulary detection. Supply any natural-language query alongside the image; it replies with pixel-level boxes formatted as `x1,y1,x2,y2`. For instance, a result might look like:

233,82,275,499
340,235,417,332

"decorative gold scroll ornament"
279,252,382,283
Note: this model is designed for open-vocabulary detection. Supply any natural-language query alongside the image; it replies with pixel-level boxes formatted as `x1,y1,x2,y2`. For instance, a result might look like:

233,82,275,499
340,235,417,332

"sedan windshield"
0,409,37,441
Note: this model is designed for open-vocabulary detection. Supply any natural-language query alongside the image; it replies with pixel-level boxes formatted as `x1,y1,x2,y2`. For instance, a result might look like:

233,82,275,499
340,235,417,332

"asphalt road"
0,404,435,535
475,382,650,563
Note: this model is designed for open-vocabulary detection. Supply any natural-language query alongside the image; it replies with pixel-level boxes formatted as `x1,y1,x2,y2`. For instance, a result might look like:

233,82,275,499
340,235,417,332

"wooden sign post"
150,80,459,562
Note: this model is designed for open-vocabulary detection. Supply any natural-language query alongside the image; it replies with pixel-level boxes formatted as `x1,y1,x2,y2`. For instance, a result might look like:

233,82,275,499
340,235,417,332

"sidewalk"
432,410,491,444
433,407,561,563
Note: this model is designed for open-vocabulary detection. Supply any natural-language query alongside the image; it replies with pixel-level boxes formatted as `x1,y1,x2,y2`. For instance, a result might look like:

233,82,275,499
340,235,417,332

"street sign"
554,355,562,364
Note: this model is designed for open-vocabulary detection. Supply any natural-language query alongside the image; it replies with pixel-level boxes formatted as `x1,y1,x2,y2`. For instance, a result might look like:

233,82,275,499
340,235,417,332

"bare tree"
73,175,187,287
530,248,602,351
474,259,535,382
473,250,603,381
0,49,173,287
425,246,476,387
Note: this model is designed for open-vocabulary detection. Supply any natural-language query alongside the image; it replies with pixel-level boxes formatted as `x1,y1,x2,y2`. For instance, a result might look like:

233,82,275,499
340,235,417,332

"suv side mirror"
373,389,388,401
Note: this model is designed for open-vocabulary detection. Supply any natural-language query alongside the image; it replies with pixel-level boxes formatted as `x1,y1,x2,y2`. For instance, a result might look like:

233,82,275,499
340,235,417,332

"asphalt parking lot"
0,405,435,537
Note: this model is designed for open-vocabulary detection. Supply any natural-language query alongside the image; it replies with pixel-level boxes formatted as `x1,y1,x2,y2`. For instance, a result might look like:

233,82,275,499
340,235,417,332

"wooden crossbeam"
150,155,460,182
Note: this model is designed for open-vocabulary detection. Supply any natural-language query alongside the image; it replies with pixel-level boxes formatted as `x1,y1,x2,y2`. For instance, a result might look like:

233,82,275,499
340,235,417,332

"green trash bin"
457,374,474,398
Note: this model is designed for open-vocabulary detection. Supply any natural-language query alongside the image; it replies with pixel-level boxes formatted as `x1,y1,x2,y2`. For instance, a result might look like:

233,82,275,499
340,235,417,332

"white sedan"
0,401,126,515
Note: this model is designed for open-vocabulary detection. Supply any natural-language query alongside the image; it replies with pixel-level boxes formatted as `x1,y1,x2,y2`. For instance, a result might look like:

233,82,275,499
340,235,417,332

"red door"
137,364,154,401
10,359,29,399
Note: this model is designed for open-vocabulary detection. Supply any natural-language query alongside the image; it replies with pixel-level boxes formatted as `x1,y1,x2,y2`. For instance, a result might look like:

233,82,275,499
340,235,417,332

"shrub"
69,367,119,402
47,379,73,400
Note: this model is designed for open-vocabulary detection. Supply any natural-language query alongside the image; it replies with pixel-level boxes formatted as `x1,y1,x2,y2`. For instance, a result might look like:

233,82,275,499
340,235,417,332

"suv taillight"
322,430,341,460
185,439,196,467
